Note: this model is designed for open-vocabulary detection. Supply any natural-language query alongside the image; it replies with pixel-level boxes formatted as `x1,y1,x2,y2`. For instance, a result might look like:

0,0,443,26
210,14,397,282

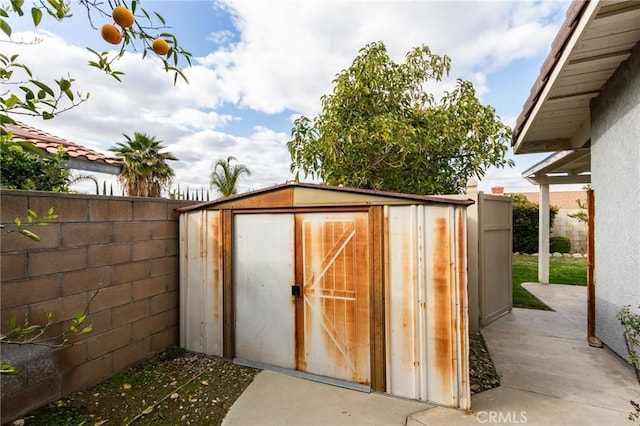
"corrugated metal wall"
179,202,470,409
385,205,469,409
234,214,296,368
179,210,224,356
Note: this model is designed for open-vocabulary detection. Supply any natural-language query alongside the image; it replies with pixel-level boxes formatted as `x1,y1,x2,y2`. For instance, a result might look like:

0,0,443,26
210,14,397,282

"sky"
4,0,582,197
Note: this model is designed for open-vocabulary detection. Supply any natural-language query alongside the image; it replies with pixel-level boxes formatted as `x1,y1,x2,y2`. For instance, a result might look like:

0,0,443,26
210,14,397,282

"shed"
177,182,472,409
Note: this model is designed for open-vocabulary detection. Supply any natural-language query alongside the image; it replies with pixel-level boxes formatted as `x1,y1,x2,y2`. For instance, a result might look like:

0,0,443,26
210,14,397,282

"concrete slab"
223,283,639,426
411,284,639,425
523,282,587,330
222,370,432,426
408,386,630,426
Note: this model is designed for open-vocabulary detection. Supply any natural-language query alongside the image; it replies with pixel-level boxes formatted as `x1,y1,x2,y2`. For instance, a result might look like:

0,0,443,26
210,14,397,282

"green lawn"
512,254,587,310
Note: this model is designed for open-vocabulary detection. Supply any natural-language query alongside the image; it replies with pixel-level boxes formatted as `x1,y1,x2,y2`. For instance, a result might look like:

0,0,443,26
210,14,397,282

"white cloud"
203,0,569,115
5,1,572,196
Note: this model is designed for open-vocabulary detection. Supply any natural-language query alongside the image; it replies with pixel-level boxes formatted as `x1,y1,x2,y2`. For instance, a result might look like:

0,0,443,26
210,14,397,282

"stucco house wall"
591,42,640,359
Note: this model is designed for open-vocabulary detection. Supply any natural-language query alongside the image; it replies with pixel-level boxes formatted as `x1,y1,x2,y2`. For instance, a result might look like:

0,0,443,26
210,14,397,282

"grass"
512,254,587,309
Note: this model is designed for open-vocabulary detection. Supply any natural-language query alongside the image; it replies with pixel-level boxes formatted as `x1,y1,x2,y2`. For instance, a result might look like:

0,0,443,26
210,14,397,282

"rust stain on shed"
432,216,454,395
298,213,370,384
210,212,222,324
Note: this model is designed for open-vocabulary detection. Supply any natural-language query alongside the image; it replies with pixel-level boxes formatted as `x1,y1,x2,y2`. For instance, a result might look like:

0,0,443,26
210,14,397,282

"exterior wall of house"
591,42,640,360
0,190,194,423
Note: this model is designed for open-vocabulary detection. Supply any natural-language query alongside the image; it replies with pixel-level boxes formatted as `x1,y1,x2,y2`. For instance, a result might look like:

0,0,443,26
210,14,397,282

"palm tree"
109,132,177,197
210,156,251,197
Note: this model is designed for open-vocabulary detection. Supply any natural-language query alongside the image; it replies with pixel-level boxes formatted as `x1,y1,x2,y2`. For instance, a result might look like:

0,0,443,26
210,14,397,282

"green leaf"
14,217,21,227
47,207,55,216
154,11,165,25
8,316,17,331
18,229,40,241
42,111,54,120
58,78,71,91
82,325,93,334
30,80,55,97
11,0,24,15
1,363,18,375
4,94,20,108
28,209,37,218
31,6,42,26
74,312,87,324
0,18,12,38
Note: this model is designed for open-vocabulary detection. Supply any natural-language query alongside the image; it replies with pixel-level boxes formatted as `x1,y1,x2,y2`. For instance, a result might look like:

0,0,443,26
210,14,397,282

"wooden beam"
587,190,599,345
222,209,235,359
369,206,386,392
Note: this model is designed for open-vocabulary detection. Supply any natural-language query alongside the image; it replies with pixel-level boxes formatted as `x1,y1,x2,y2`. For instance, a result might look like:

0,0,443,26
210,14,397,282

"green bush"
550,236,571,253
0,142,71,192
512,194,558,254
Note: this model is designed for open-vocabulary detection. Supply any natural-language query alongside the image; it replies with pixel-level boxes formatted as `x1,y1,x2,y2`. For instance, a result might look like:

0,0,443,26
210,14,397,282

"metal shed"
177,182,472,409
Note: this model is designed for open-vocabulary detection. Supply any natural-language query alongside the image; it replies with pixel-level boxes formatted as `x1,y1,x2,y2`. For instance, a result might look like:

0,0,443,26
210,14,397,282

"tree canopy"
210,156,251,198
287,41,513,195
1,0,191,139
109,132,177,197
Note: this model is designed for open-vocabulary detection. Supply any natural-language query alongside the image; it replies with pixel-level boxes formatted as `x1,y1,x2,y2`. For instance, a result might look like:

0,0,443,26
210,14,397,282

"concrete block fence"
0,190,196,423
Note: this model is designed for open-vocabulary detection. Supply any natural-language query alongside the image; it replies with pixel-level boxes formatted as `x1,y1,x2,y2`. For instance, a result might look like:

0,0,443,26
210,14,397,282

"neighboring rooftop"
514,190,587,210
4,121,121,175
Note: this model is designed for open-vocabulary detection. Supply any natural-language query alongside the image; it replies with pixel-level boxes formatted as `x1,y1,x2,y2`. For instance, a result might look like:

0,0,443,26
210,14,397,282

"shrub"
550,236,571,253
512,194,558,254
0,143,71,192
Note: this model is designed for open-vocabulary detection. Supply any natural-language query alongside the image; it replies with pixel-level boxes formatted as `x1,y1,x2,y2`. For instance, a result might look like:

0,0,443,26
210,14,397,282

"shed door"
234,214,296,369
234,212,370,385
296,212,370,385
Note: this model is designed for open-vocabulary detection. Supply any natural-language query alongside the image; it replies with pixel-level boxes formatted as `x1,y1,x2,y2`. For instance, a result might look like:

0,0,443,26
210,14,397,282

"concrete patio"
224,283,639,426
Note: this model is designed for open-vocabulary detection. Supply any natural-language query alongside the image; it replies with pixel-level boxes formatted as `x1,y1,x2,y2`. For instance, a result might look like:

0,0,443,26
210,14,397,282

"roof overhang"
513,1,640,155
522,149,591,185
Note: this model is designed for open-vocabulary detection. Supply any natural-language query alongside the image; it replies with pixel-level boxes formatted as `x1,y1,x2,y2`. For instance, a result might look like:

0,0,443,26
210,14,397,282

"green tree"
109,132,177,197
210,156,251,197
511,194,559,254
0,142,71,191
288,41,513,195
0,0,191,139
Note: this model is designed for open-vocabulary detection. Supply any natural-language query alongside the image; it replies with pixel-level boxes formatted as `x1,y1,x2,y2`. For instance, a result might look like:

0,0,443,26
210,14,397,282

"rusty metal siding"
233,214,296,369
296,212,371,385
385,205,470,409
179,210,223,356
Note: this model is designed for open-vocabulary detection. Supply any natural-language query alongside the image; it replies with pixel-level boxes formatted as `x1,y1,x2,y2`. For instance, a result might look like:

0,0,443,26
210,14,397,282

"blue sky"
5,0,580,196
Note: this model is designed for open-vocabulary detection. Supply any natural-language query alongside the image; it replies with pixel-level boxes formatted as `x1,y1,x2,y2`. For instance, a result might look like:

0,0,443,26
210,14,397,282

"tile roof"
4,121,121,174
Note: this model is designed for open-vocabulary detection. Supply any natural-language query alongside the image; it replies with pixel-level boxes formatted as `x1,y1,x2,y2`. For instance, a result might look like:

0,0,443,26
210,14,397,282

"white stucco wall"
591,42,640,360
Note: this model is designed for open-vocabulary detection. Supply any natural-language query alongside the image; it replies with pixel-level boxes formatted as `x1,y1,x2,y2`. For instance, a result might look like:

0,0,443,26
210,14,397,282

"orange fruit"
101,24,122,45
152,38,170,55
112,6,135,28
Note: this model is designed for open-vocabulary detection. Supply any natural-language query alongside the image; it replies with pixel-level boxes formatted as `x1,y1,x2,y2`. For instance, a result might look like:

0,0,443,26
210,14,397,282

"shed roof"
5,121,121,175
177,181,473,213
512,0,640,155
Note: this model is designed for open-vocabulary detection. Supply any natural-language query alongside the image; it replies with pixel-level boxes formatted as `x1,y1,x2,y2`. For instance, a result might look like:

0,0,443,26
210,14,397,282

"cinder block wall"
0,190,195,423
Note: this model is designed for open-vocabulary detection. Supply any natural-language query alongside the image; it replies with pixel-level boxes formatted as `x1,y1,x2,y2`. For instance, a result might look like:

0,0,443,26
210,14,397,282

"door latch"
291,285,301,297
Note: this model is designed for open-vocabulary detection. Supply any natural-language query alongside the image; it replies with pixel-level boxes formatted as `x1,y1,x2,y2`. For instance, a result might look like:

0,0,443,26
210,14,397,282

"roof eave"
512,0,599,154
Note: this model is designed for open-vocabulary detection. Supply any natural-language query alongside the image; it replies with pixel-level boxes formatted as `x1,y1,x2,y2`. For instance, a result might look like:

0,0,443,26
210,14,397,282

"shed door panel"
297,212,371,384
234,214,296,369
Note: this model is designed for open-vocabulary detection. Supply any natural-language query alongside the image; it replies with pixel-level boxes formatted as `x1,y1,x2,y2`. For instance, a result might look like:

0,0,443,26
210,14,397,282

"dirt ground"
20,332,499,425
22,348,258,426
